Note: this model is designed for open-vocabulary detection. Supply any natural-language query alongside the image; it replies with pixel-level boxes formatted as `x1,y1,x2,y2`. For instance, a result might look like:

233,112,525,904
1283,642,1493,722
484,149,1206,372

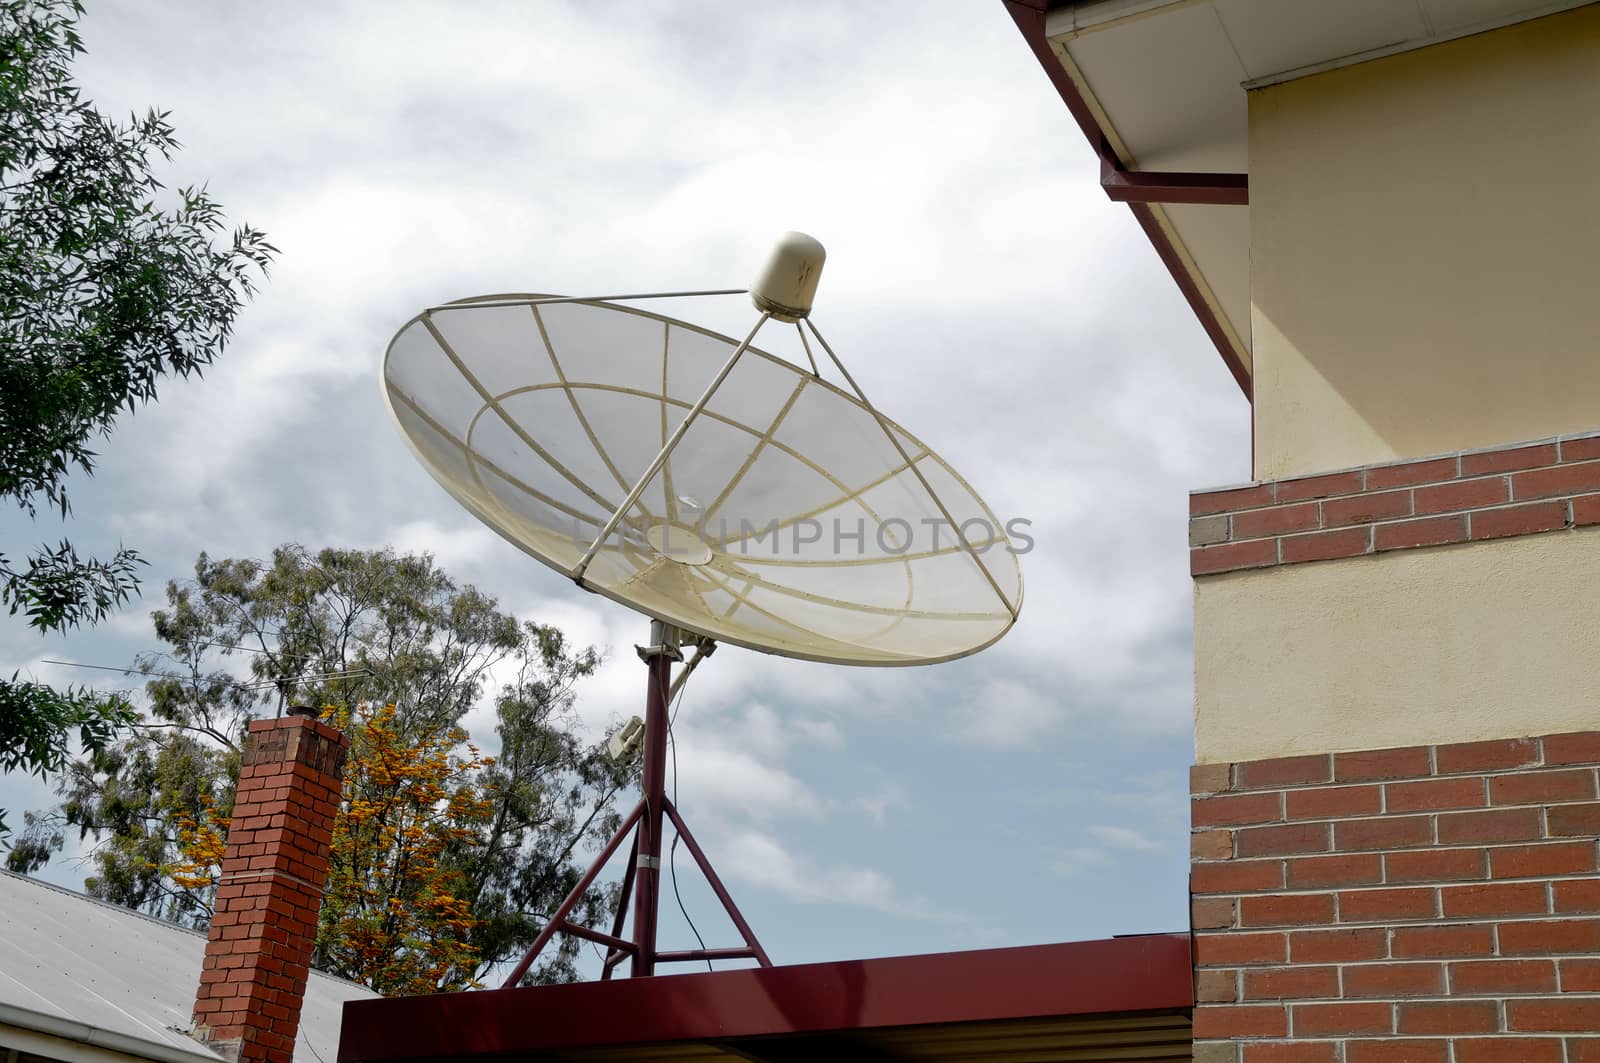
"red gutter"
1100,152,1250,206
1001,0,1254,399
337,934,1193,1062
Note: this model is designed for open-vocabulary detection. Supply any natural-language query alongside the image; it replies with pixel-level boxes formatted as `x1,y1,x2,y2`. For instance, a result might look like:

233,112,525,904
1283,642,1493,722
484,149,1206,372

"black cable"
663,663,712,971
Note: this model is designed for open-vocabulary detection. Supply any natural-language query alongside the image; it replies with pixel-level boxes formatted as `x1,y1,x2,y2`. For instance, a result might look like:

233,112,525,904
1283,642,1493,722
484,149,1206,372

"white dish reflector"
382,295,1021,666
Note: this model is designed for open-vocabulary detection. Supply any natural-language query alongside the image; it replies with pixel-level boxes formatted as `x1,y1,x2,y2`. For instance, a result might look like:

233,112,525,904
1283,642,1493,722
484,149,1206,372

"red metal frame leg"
664,796,772,967
600,830,640,980
500,799,644,987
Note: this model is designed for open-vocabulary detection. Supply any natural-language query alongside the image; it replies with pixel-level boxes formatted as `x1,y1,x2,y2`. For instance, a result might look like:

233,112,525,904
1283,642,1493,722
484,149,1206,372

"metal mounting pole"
497,620,768,984
631,619,680,977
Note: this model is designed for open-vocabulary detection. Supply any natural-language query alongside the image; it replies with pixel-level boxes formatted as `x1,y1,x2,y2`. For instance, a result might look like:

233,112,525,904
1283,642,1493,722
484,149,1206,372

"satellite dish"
380,233,1023,981
382,237,1022,666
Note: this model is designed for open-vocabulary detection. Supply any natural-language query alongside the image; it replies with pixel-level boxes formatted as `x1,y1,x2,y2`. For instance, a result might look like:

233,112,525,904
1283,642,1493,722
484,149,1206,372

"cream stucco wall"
1248,7,1600,481
1194,529,1600,765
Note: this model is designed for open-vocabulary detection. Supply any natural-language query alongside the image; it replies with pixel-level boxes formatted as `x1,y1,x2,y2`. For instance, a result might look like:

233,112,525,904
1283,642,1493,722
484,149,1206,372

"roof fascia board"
0,1008,223,1063
337,935,1194,1062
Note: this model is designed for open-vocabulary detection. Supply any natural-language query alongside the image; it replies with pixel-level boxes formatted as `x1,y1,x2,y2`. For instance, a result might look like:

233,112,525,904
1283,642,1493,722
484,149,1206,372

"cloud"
384,518,503,574
705,702,842,760
721,828,952,921
1089,824,1162,853
956,676,1065,749
1050,847,1115,878
790,716,843,747
669,741,823,823
852,784,907,828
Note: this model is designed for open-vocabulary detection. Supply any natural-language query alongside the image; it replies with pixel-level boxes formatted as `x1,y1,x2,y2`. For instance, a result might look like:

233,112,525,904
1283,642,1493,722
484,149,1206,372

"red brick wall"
1192,731,1600,1062
193,713,348,1063
1191,432,1600,576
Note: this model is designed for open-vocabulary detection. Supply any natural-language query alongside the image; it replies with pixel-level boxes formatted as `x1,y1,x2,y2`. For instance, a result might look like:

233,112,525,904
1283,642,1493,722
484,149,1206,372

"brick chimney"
192,709,348,1063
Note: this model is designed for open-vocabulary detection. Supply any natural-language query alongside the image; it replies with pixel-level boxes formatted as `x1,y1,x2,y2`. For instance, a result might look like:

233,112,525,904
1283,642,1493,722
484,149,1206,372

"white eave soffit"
1046,1,1600,96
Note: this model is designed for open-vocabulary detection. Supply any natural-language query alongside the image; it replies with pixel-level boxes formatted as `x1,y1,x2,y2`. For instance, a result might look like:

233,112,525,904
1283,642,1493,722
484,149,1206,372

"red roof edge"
337,934,1193,1061
1000,0,1253,400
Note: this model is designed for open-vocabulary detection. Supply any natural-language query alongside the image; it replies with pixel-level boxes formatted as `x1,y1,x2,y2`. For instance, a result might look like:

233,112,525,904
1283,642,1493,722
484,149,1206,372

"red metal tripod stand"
500,622,771,984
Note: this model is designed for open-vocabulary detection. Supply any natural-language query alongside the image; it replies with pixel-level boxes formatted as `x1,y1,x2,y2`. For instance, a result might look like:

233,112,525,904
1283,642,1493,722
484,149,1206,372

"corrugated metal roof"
0,870,375,1063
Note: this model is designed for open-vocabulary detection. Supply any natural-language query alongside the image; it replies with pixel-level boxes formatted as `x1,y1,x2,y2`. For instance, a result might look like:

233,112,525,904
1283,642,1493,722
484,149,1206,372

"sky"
1,0,1250,972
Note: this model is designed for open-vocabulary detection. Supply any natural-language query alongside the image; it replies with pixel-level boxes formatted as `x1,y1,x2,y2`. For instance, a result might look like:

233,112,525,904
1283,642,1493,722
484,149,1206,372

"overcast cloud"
1,0,1249,968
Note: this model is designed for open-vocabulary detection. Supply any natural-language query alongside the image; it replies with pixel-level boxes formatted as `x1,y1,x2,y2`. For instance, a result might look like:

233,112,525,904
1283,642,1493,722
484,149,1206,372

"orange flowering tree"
166,794,230,892
314,703,496,993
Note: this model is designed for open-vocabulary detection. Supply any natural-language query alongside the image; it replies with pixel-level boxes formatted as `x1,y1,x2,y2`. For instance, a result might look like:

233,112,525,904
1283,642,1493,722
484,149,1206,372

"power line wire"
38,659,372,691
